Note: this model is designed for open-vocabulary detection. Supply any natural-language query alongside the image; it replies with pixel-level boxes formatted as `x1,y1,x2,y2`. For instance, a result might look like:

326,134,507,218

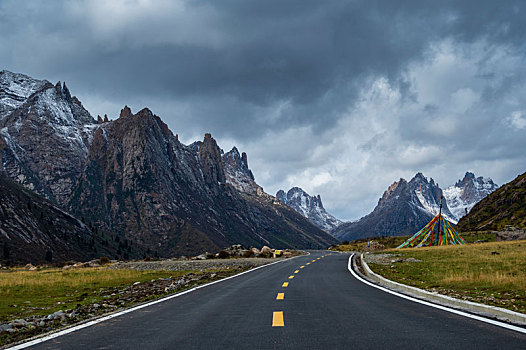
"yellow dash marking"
300,266,305,268
306,263,311,265
294,270,299,273
282,282,289,287
272,311,284,327
289,275,294,279
312,260,316,262
276,293,285,300
317,258,320,260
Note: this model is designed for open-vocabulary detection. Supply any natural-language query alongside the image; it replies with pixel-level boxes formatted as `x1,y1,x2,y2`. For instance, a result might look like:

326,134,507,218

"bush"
217,250,230,259
99,257,111,265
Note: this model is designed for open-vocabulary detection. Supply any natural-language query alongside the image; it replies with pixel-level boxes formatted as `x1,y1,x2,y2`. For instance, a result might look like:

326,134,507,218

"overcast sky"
1,0,525,220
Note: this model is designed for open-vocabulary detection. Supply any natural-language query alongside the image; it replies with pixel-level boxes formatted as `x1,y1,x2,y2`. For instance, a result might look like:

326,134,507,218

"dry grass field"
368,240,526,313
0,268,186,323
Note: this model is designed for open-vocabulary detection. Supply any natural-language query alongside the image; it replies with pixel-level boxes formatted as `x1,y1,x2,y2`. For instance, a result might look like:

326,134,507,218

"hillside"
0,171,121,264
456,172,526,231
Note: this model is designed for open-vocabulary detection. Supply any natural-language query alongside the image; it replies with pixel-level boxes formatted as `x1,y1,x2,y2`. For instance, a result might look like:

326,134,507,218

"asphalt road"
25,251,526,349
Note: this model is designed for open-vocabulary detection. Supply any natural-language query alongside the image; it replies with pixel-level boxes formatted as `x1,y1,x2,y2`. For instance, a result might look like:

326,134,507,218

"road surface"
23,251,526,349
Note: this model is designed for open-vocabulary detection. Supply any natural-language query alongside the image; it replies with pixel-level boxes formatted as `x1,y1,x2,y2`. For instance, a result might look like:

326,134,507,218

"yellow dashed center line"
312,260,316,262
300,265,305,268
294,270,299,273
282,282,289,287
306,263,310,265
272,311,284,327
276,293,285,300
289,275,294,279
317,258,320,260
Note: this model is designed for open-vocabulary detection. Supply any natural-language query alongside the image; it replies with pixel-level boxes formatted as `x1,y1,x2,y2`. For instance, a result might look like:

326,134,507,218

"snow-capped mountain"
443,172,499,221
409,173,457,223
332,173,455,241
222,147,262,195
0,70,48,119
0,70,96,205
276,187,343,232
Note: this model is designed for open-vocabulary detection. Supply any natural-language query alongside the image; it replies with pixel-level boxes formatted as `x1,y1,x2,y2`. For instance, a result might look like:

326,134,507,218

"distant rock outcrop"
276,187,342,232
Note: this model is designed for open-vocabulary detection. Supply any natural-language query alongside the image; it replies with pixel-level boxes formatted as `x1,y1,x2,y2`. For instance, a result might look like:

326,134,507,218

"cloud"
507,111,526,130
0,0,525,220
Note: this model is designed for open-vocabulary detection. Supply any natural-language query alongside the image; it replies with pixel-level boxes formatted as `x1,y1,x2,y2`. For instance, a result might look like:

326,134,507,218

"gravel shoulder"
108,257,281,271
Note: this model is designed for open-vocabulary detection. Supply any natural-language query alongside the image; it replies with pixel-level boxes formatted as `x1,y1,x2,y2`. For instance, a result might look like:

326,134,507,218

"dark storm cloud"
1,0,525,219
2,0,524,137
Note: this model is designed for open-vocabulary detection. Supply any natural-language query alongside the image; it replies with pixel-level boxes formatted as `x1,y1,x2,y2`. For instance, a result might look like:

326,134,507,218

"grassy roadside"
366,240,526,314
0,265,249,346
330,231,497,253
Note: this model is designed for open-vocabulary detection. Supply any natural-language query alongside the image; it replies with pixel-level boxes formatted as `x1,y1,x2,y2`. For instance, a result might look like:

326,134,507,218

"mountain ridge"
0,70,337,260
331,171,498,241
276,187,342,232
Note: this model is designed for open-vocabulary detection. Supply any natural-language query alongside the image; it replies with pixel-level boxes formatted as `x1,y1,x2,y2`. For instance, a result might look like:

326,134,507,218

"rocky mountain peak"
221,145,260,194
277,187,342,232
120,105,133,119
276,189,286,202
379,178,407,205
198,133,225,187
0,72,95,205
444,172,499,221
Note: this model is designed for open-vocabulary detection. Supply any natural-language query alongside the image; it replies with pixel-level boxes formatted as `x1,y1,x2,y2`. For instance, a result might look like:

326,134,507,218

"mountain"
443,172,499,221
0,70,95,206
332,173,455,241
276,187,342,231
0,70,337,259
222,147,262,194
456,172,526,231
67,107,336,255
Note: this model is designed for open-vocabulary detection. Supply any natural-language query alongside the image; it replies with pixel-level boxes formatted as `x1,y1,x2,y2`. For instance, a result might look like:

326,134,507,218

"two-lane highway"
18,251,526,349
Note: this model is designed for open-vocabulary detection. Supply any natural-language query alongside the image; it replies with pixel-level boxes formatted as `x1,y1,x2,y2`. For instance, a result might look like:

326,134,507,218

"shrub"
99,257,111,265
217,250,230,259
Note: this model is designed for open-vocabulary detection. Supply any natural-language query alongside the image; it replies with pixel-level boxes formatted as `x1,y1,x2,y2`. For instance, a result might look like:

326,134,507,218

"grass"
330,231,496,252
367,240,526,313
0,268,194,323
330,235,411,251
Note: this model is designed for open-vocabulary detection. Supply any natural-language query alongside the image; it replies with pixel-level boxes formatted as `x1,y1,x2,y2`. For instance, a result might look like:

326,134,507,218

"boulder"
260,246,272,254
25,263,37,271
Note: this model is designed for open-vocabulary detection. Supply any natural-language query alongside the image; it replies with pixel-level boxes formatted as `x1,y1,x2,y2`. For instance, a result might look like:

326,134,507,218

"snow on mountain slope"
0,71,96,204
221,147,262,194
276,187,343,232
443,172,499,221
0,70,48,119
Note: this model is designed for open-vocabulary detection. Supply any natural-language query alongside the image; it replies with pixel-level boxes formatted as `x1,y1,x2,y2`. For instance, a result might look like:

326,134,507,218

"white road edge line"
347,254,526,335
7,253,310,350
